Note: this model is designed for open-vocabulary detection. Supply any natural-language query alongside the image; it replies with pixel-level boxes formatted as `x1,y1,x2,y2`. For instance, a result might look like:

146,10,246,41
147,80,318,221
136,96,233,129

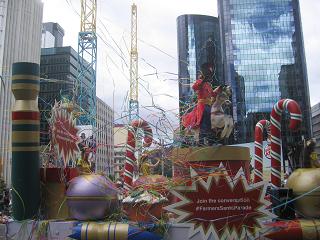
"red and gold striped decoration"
12,111,39,152
265,219,320,240
11,62,40,220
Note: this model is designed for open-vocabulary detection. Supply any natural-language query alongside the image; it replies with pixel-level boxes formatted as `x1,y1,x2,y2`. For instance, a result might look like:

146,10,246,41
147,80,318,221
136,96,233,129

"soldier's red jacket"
182,79,221,129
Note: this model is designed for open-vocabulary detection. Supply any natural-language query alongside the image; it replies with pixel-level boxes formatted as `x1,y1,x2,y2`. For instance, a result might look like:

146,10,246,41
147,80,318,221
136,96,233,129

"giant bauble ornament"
286,168,320,218
66,174,119,220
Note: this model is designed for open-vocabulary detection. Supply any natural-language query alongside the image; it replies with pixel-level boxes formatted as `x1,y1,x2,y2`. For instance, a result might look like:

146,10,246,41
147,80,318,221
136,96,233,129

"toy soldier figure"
182,63,221,145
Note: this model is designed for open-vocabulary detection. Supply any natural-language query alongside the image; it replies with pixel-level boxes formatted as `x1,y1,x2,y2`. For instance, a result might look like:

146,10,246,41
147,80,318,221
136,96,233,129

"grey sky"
43,0,320,128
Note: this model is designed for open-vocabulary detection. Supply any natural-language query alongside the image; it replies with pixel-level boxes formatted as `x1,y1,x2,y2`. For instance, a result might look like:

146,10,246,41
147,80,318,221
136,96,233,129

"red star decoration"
165,166,275,240
51,102,79,166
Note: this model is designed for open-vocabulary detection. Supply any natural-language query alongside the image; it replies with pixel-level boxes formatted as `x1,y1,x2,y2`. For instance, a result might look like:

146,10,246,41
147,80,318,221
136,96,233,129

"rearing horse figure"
182,83,233,145
211,85,234,139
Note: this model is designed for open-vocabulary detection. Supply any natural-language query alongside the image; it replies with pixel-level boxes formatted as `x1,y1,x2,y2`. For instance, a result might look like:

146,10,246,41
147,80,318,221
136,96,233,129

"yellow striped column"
80,222,128,240
11,62,40,220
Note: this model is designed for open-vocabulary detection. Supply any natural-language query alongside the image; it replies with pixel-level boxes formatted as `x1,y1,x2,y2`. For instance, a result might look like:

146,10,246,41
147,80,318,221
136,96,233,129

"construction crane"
129,3,139,122
75,0,97,126
128,3,143,165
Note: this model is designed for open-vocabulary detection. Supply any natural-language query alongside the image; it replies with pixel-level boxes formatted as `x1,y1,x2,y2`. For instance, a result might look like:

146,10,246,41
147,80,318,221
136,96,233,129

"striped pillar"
270,99,302,188
11,62,40,220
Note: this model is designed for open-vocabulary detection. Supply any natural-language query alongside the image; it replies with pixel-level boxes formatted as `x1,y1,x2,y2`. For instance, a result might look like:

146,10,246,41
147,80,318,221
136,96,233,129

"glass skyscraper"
218,0,311,145
177,15,222,116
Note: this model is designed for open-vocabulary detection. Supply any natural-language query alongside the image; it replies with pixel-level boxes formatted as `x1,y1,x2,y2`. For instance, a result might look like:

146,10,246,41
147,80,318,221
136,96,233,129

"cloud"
300,0,320,106
42,0,215,132
42,0,320,128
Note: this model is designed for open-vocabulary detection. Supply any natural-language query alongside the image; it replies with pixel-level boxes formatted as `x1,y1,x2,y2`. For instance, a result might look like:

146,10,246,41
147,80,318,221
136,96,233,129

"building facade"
96,97,114,176
177,14,222,116
42,22,65,48
312,103,320,156
218,0,311,145
0,0,43,184
39,46,93,145
113,124,127,179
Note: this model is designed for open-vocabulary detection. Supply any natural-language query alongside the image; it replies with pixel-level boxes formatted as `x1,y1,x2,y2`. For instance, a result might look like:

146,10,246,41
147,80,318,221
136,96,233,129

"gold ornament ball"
286,168,320,218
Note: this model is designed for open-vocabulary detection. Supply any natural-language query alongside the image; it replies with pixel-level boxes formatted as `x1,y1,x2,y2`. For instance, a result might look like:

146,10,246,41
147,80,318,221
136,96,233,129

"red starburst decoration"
51,102,79,166
165,165,275,240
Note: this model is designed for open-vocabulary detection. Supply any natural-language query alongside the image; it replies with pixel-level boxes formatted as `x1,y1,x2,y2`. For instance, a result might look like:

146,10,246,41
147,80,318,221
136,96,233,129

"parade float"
3,62,320,240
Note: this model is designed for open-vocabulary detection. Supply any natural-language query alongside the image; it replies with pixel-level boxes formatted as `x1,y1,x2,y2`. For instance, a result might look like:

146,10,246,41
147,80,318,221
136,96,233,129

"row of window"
235,58,294,65
236,65,296,73
41,64,71,73
312,114,320,123
239,73,291,80
232,37,295,46
234,47,295,53
231,18,294,27
229,0,292,6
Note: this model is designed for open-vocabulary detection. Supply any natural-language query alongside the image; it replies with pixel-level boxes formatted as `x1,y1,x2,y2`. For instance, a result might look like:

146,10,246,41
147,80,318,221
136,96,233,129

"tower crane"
76,0,97,126
129,3,139,122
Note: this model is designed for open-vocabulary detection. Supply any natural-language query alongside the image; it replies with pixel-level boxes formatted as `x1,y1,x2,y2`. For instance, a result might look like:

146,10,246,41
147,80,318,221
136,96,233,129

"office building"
113,124,127,179
177,14,222,116
312,103,320,155
39,46,93,145
218,0,311,145
41,22,65,48
96,97,114,176
0,0,43,185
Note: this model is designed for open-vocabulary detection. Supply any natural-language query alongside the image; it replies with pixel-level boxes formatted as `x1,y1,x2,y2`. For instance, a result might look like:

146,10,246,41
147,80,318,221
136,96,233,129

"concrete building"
39,42,112,174
39,46,93,146
96,97,114,176
113,124,127,179
312,103,320,155
41,22,65,48
218,0,311,147
0,0,43,184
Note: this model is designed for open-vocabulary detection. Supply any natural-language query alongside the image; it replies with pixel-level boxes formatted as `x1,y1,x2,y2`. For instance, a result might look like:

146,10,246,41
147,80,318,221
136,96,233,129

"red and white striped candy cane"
270,99,302,188
123,119,153,191
254,120,270,183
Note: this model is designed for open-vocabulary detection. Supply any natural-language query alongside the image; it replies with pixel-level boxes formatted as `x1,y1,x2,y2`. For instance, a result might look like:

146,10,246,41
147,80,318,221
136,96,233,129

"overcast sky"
42,0,320,130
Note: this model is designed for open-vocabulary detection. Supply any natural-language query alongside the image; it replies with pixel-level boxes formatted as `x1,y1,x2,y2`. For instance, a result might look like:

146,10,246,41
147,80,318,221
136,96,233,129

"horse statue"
181,84,233,146
211,85,234,139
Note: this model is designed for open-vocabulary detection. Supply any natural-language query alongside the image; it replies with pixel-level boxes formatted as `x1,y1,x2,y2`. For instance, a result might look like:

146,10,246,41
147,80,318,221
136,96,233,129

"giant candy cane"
254,120,270,183
123,119,153,191
270,99,302,188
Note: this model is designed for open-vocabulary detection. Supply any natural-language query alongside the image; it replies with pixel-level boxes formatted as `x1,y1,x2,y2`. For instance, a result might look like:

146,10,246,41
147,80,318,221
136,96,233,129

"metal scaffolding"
76,0,97,126
129,3,139,122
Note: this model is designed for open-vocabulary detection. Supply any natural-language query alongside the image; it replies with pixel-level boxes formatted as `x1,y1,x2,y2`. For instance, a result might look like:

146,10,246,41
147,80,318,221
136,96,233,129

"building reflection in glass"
177,14,222,117
218,0,311,146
